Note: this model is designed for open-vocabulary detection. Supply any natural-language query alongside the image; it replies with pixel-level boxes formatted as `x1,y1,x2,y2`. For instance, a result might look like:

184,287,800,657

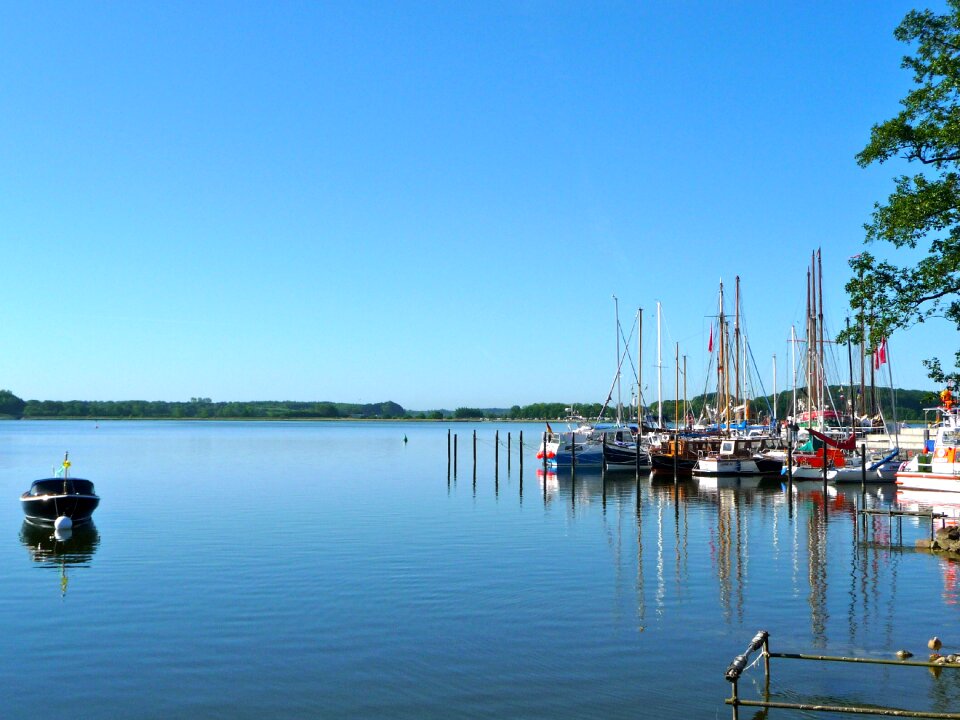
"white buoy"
54,515,73,532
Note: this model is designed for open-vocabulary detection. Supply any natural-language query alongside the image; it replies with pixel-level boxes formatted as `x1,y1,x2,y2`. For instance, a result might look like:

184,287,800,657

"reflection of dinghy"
20,452,100,527
894,489,960,523
19,520,100,565
19,520,99,597
694,474,764,490
831,448,901,484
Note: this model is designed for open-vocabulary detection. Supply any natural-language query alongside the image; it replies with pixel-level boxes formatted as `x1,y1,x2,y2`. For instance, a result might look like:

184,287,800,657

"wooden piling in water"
571,430,576,476
860,443,867,491
473,430,477,478
673,433,678,482
507,432,511,472
786,442,793,485
542,430,547,475
454,434,458,476
495,430,499,475
635,432,640,476
519,430,523,474
822,440,828,493
518,431,523,492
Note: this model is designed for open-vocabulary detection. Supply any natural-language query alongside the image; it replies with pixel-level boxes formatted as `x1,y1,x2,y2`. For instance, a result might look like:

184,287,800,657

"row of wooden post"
447,429,526,479
446,430,643,481
450,430,875,495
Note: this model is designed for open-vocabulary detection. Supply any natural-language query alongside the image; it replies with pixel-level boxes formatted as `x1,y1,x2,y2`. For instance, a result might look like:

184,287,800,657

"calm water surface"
2,420,960,719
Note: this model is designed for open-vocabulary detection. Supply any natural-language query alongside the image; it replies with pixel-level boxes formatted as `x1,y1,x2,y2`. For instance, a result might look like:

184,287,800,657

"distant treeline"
0,394,410,420
503,403,615,420
507,390,939,422
646,386,939,423
0,388,941,422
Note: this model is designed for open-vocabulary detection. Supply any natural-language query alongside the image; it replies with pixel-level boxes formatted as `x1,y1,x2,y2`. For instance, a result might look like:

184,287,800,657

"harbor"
7,1,960,717
8,420,959,718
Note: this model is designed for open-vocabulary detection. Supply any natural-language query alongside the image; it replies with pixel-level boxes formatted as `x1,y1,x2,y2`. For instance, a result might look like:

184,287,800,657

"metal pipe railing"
724,630,960,719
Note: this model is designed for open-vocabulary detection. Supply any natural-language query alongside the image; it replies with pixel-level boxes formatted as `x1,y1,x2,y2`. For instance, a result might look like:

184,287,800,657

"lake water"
2,420,960,719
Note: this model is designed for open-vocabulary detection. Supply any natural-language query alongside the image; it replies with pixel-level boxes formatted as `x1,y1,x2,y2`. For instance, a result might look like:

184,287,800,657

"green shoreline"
2,416,524,422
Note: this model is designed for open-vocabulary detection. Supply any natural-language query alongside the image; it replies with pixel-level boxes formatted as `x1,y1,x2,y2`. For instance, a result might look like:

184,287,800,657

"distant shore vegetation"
0,388,941,422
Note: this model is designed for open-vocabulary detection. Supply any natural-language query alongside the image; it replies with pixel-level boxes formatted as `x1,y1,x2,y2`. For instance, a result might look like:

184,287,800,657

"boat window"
28,478,95,495
943,430,960,446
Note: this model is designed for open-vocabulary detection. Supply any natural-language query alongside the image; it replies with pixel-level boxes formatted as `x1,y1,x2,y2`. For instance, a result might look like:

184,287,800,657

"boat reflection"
537,467,649,507
525,463,921,648
895,488,960,522
694,474,765,490
19,520,100,597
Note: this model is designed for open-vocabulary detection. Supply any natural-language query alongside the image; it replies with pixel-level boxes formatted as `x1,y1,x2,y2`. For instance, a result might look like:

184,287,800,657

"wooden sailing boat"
790,250,857,477
693,278,781,476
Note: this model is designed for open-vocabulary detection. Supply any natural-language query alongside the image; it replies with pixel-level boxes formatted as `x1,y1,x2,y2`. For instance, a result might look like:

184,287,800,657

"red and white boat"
896,405,960,491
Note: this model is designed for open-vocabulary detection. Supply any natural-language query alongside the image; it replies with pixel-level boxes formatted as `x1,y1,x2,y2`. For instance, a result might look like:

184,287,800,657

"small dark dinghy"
20,452,100,528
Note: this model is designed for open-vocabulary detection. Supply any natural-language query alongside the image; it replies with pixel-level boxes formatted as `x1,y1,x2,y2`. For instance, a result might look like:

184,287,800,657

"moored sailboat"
692,277,782,478
896,402,960,491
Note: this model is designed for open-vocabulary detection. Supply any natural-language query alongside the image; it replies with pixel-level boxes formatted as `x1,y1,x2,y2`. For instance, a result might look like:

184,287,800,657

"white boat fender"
54,515,73,532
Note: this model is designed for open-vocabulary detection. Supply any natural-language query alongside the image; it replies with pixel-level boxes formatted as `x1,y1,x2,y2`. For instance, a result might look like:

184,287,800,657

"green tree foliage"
0,389,25,417
844,1,960,383
506,403,615,420
751,387,934,423
18,399,406,420
454,407,485,419
7,392,937,422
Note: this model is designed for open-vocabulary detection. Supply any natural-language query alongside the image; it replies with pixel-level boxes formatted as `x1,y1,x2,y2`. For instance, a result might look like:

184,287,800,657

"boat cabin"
718,438,768,457
24,478,97,497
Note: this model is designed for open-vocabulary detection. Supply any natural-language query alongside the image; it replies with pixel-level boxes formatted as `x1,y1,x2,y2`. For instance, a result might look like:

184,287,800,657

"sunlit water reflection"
1,421,958,719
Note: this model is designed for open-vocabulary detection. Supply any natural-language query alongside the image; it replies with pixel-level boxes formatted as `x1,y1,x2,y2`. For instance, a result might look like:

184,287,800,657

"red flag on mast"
874,337,887,369
708,324,714,352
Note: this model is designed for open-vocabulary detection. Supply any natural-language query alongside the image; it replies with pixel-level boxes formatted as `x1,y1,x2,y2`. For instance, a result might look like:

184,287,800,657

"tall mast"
859,264,867,419
614,295,621,424
870,325,877,418
734,276,741,421
683,354,688,429
657,302,663,429
723,287,730,430
773,354,778,423
846,316,854,422
791,325,797,421
743,329,750,423
806,260,813,422
637,307,643,429
675,342,680,434
817,248,825,427
718,280,728,430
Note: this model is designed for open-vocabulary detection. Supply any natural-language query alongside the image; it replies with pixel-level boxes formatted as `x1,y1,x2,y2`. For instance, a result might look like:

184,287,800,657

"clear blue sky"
0,1,950,409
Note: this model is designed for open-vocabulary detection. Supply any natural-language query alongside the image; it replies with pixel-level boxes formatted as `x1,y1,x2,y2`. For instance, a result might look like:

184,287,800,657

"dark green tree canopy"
845,0,960,383
0,389,25,417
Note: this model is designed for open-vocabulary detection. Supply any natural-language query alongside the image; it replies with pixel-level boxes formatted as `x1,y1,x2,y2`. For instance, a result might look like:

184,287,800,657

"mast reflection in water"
5,421,958,719
538,467,903,649
19,520,100,597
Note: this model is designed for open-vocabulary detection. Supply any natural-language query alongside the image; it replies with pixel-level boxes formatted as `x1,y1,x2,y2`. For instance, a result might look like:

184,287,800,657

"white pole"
790,325,797,421
637,308,643,429
773,354,778,423
614,294,622,425
657,301,663,429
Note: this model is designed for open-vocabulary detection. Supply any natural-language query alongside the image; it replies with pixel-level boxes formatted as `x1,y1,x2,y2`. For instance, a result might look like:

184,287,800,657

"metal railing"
725,630,960,719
